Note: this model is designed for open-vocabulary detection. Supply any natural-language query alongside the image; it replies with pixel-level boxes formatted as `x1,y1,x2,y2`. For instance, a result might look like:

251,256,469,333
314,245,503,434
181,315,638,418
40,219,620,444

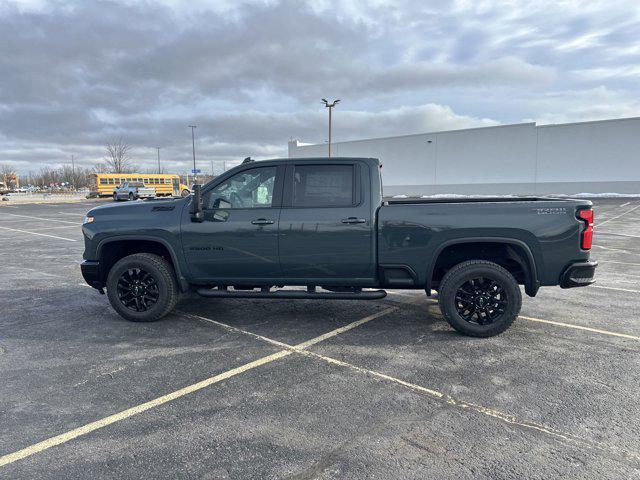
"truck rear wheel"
438,260,521,337
106,253,178,322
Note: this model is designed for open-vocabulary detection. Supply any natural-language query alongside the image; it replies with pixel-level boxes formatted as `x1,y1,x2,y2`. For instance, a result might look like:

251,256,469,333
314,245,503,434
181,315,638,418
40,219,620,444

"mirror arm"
191,184,204,222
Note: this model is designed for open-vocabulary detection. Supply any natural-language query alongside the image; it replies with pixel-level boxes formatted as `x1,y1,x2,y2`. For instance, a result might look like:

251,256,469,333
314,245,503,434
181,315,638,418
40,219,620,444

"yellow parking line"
187,311,634,459
295,306,400,349
0,226,77,242
0,350,291,467
391,292,639,340
519,316,639,340
28,225,81,231
596,204,640,227
5,213,80,225
599,260,640,267
0,303,409,467
591,285,640,294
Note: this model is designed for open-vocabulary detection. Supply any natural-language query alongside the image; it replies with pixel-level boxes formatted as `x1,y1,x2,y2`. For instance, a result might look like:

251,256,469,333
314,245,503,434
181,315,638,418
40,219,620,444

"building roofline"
295,122,535,146
292,116,640,147
536,115,640,129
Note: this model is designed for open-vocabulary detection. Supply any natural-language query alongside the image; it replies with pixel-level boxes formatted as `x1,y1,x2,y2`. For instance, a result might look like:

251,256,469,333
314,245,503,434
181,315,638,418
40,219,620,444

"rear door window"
292,165,354,207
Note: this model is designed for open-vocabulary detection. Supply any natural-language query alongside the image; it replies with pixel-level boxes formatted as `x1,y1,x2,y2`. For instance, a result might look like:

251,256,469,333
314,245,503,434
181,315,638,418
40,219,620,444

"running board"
195,288,387,300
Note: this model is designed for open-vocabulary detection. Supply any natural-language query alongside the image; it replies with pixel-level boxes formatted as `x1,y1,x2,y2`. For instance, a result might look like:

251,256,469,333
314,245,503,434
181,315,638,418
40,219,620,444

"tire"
113,192,118,201
106,253,179,322
128,192,134,201
181,189,190,197
438,260,521,338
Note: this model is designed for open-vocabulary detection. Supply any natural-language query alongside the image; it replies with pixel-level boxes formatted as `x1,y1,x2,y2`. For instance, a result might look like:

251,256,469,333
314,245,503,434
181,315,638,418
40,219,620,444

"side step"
196,288,387,300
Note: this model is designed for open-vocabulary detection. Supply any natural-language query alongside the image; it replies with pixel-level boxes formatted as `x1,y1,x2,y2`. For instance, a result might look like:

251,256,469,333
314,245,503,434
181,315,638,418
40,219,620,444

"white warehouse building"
288,117,640,196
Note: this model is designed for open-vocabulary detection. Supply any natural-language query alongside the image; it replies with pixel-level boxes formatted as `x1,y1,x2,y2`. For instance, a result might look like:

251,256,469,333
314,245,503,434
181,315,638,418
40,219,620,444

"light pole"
322,98,340,157
71,154,76,191
189,125,197,183
156,147,161,174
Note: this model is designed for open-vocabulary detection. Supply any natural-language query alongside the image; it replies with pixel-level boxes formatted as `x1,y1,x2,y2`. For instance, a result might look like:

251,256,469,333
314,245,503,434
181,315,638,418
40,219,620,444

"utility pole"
71,154,76,191
322,98,340,157
211,160,215,177
156,147,161,174
189,125,197,183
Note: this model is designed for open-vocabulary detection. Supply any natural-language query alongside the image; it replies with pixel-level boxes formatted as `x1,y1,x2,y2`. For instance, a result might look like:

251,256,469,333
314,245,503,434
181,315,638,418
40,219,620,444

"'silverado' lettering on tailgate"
534,207,567,215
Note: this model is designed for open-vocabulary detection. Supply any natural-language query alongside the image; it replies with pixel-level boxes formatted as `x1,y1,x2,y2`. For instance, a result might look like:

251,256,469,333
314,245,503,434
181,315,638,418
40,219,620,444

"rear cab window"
292,164,355,207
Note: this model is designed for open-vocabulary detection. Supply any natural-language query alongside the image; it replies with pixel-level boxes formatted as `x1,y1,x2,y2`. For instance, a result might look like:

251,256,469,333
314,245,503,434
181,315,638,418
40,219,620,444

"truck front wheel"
438,260,521,337
106,253,178,322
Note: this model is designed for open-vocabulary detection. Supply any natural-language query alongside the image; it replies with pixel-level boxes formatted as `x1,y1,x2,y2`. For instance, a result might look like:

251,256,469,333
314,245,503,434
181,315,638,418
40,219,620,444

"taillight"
577,208,593,250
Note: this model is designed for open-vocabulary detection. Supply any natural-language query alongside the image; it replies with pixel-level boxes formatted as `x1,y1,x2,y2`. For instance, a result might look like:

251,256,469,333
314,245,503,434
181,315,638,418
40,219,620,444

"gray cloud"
0,0,638,173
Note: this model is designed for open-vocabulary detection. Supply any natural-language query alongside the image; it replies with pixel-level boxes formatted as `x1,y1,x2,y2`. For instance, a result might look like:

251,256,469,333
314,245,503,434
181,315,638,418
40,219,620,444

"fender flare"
97,235,189,292
426,237,539,296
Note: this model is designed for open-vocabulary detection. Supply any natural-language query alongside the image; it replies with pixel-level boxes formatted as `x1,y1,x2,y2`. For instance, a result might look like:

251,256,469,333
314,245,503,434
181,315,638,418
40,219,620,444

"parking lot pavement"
1,198,639,479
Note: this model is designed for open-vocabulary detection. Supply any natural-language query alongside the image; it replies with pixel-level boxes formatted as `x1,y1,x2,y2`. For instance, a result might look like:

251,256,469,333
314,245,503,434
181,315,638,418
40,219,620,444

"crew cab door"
278,161,376,283
180,165,284,281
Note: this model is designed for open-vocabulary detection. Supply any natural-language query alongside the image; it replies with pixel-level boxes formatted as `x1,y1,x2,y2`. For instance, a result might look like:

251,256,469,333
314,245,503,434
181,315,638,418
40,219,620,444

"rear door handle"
251,218,275,225
341,217,367,224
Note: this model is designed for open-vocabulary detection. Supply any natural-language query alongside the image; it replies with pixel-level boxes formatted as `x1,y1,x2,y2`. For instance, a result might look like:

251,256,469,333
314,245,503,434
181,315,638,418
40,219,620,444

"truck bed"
377,197,592,288
385,196,564,205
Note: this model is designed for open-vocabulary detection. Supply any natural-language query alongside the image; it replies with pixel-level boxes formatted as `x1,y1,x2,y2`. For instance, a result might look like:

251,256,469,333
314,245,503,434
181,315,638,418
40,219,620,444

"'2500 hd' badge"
535,207,567,215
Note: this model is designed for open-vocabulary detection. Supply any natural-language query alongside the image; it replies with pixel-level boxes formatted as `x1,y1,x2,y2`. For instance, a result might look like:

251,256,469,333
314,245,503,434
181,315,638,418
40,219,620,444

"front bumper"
81,260,104,290
560,260,597,288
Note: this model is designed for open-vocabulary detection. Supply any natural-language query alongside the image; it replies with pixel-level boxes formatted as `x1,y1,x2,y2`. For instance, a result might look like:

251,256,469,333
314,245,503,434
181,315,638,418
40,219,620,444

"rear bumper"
560,260,597,288
81,260,104,290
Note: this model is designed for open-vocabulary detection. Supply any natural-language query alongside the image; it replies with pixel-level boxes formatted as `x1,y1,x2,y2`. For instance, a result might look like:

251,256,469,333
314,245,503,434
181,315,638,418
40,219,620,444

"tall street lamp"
189,125,197,183
322,98,340,157
155,147,161,174
70,154,75,190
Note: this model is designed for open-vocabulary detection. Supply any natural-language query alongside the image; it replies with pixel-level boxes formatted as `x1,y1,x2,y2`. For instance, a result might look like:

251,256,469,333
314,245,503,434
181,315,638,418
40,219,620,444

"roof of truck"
229,157,380,170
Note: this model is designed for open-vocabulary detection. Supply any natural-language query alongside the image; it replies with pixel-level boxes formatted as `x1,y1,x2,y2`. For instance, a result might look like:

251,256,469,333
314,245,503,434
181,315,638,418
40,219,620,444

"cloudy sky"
1,0,639,174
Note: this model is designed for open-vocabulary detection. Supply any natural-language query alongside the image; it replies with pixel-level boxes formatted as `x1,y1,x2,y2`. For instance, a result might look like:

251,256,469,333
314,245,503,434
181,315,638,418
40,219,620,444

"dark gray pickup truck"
81,157,596,337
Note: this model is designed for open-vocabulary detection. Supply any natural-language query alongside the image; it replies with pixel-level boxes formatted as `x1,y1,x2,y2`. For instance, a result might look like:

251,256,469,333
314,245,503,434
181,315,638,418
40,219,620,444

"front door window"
205,167,277,209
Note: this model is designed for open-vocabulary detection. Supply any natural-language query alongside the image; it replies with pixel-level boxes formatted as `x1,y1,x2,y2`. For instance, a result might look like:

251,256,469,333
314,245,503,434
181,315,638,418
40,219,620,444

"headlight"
83,216,94,224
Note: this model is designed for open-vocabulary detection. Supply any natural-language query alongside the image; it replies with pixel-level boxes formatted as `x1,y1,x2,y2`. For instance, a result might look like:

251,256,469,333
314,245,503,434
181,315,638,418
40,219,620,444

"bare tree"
0,163,18,189
104,137,134,173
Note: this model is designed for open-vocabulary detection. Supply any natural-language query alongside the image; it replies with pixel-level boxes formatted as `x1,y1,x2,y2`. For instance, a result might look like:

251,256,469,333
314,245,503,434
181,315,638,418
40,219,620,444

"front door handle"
251,218,275,225
341,217,367,224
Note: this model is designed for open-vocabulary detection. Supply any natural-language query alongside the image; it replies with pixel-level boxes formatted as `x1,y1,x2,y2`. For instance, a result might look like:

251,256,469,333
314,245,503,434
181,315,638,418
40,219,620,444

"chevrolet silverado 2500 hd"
81,157,596,337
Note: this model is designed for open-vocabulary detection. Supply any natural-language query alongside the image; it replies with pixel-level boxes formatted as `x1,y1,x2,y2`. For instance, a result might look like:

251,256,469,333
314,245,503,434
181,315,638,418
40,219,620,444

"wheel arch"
427,237,539,297
97,236,189,292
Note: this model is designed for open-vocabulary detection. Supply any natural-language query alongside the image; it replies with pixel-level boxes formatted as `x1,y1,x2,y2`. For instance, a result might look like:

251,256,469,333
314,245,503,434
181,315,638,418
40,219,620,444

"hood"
88,197,188,218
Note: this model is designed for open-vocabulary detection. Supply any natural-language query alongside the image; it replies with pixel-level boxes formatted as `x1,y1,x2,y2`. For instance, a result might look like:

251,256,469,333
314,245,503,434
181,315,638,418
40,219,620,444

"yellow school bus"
90,173,190,198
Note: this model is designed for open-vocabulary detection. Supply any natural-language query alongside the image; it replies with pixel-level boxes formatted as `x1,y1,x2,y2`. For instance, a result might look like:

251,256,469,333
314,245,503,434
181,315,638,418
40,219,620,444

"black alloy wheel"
116,267,160,312
454,276,507,325
437,260,521,337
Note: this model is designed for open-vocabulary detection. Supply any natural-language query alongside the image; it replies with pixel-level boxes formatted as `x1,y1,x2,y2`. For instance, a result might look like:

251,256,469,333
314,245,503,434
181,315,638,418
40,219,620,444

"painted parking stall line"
0,350,292,467
596,204,640,227
519,315,640,341
591,285,640,294
0,301,412,467
0,225,77,242
404,295,640,341
4,213,81,225
183,310,639,463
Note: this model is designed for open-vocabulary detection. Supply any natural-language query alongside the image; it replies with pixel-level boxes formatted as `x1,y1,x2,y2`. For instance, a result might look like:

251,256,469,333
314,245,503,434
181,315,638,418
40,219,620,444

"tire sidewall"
106,256,172,322
440,263,521,337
